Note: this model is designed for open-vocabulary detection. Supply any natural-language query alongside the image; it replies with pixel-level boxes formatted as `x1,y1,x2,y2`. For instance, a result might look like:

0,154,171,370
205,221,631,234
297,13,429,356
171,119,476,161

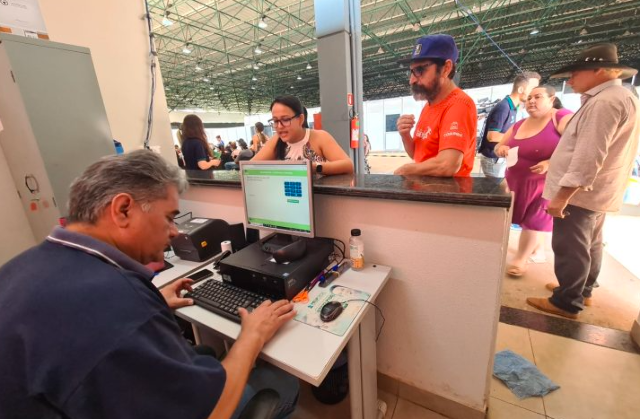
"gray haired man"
527,44,639,319
0,150,298,418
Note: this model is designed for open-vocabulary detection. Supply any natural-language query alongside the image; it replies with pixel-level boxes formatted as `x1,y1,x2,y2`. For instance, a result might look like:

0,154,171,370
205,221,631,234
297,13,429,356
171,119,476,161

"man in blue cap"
394,34,477,177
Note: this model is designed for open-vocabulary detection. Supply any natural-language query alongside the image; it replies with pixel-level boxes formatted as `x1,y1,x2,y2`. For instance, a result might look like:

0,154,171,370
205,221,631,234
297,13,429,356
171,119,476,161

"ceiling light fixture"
297,75,302,80
209,86,214,90
306,63,312,70
203,76,210,82
251,86,256,90
413,23,420,31
623,30,632,36
377,47,384,54
252,76,257,81
258,16,268,29
577,39,583,44
290,86,294,89
255,45,263,54
475,25,483,33
195,64,203,71
253,63,259,70
162,12,173,27
580,28,588,35
182,43,192,54
530,28,540,35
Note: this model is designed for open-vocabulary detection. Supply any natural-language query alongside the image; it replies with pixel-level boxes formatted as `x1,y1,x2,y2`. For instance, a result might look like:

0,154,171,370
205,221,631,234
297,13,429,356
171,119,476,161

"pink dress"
505,109,572,232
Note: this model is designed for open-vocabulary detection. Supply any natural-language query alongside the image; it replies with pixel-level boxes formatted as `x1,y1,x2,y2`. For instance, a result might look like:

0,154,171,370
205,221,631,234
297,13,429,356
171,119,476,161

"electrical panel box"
0,33,114,240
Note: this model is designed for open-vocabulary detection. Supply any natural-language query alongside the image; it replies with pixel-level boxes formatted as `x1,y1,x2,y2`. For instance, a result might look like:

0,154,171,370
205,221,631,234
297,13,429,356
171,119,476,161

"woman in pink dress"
495,86,573,277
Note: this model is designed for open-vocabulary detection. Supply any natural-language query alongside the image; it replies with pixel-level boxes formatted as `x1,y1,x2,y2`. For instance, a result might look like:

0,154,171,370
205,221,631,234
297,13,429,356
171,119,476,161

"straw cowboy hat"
550,43,637,79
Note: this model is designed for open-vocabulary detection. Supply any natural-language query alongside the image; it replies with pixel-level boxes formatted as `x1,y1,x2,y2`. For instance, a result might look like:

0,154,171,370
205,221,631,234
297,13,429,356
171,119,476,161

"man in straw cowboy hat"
526,43,639,319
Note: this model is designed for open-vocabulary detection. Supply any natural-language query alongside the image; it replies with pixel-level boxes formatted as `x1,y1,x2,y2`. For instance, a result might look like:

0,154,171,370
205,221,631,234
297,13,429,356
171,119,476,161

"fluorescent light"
290,86,294,89
209,87,214,90
306,63,312,69
297,75,302,80
182,44,192,54
530,28,540,35
258,16,268,29
255,46,262,54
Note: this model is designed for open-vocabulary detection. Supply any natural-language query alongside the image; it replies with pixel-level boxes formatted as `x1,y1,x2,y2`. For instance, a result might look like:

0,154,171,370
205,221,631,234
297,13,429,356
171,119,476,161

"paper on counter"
507,146,519,168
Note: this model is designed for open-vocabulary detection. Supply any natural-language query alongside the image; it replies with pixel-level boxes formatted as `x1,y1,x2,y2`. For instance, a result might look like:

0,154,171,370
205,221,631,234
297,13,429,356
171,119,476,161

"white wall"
38,0,175,164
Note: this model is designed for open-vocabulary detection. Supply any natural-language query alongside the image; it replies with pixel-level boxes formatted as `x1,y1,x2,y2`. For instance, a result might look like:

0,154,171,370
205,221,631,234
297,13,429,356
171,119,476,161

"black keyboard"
186,279,275,323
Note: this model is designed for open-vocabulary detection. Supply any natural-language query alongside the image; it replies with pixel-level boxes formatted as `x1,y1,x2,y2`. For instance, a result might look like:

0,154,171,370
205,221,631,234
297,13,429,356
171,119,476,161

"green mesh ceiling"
147,0,640,113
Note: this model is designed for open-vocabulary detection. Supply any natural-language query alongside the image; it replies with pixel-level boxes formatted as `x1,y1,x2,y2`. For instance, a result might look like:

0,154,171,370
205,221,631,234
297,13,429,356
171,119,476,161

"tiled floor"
294,322,640,418
501,224,640,331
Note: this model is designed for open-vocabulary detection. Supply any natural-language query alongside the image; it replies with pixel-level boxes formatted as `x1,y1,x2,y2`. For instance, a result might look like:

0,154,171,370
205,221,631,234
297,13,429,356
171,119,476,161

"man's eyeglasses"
407,62,436,78
268,114,301,127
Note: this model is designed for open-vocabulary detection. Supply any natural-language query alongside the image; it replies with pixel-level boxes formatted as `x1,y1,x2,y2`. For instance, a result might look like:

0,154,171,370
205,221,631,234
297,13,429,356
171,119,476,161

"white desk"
175,263,391,419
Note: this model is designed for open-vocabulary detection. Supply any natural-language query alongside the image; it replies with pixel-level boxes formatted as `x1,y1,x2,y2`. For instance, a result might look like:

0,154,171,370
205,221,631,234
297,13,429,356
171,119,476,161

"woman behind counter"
180,114,221,170
253,95,354,175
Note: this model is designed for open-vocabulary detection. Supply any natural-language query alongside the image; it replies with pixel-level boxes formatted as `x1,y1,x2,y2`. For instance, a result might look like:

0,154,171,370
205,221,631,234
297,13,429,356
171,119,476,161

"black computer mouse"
320,301,344,322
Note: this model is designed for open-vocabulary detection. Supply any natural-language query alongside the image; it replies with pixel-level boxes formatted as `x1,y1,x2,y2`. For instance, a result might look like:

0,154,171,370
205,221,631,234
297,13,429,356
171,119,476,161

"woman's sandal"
506,264,528,277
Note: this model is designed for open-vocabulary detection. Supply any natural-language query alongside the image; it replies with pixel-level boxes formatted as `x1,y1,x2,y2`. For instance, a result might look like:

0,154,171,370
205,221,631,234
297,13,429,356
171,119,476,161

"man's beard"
411,78,441,103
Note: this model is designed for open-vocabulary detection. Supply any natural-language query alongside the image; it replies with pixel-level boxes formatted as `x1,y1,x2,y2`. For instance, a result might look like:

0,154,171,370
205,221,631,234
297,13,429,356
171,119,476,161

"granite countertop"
184,170,511,208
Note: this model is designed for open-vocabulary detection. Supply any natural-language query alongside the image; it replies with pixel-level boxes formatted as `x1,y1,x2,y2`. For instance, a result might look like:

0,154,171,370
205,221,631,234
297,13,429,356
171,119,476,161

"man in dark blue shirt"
0,150,298,419
478,71,541,177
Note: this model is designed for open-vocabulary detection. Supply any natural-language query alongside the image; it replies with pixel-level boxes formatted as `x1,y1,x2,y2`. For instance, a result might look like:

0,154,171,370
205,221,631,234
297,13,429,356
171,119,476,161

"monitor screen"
239,160,315,238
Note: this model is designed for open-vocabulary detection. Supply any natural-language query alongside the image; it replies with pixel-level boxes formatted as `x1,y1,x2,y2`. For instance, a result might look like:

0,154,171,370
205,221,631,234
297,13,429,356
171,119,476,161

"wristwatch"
316,164,323,174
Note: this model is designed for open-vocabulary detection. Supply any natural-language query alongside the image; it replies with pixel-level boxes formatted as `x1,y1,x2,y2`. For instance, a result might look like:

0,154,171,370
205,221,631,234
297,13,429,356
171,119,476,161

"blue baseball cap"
400,34,459,64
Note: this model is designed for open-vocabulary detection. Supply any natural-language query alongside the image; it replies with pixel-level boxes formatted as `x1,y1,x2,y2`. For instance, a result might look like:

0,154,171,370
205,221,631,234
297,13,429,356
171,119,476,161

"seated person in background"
253,95,354,175
229,140,240,158
225,139,254,170
219,145,234,168
495,86,573,277
180,114,220,170
0,150,299,419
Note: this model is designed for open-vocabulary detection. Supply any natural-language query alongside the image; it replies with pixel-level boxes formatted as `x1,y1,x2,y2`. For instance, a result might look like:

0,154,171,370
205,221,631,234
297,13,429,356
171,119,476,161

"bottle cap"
351,229,361,236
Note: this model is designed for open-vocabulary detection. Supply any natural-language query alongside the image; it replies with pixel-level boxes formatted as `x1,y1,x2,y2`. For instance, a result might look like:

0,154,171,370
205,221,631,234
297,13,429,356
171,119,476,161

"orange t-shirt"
413,88,477,177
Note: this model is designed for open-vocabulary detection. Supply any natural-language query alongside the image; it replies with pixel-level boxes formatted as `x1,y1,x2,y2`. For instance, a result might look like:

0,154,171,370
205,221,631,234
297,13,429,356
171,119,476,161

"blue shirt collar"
46,226,154,279
505,95,518,111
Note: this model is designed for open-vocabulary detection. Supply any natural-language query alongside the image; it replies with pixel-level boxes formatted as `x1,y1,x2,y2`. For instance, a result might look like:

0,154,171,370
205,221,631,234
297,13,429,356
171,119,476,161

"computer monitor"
239,160,315,239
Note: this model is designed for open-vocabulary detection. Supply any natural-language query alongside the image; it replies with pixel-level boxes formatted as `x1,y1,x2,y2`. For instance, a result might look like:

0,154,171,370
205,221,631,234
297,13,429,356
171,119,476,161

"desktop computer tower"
219,237,334,300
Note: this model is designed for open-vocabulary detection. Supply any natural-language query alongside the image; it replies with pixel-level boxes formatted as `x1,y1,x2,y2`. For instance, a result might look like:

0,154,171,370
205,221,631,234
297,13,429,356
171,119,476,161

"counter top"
184,170,511,208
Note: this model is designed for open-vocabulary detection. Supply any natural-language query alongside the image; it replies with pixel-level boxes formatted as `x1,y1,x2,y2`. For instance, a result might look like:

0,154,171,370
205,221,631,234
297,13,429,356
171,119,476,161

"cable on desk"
343,299,386,342
174,211,193,221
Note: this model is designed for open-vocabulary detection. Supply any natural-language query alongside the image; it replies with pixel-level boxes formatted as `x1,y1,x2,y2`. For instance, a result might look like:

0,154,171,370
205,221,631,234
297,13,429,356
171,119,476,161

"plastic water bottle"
349,229,365,271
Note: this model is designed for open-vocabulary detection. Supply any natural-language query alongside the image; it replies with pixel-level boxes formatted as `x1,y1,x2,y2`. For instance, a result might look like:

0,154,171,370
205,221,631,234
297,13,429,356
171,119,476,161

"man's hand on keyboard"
160,278,195,309
238,300,296,346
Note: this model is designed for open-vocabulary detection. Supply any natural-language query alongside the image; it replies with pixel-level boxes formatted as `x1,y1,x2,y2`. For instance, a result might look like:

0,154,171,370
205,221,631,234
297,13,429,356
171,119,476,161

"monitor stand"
261,233,302,253
261,233,308,264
